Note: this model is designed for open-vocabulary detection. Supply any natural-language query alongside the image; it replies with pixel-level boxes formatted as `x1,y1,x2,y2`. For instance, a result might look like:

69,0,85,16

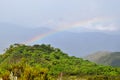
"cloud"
91,24,117,31
54,17,119,32
82,20,118,32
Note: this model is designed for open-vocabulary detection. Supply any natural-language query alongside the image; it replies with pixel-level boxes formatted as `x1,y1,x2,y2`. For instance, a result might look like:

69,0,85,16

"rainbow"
23,17,110,44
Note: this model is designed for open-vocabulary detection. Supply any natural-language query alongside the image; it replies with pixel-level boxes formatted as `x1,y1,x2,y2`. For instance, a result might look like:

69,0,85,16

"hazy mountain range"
1,23,120,57
85,51,120,67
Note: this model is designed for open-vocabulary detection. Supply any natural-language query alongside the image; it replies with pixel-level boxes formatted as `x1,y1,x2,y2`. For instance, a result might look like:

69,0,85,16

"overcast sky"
0,0,120,56
0,0,120,32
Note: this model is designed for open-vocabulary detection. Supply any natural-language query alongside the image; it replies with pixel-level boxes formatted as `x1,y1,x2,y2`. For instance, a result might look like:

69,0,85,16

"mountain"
0,22,51,53
85,51,120,67
40,31,120,57
0,44,120,80
1,22,120,57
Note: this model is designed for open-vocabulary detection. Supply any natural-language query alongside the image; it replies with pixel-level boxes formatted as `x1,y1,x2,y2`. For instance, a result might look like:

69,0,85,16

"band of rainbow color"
22,16,112,44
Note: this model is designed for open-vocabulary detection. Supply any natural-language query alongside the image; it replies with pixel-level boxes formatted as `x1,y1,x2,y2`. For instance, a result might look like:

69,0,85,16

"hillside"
85,51,120,67
0,44,120,80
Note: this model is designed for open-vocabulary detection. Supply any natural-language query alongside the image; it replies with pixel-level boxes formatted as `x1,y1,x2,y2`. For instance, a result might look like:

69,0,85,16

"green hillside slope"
85,51,120,67
0,44,120,80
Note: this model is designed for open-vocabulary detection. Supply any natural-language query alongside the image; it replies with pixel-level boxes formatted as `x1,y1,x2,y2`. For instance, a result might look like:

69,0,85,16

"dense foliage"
0,44,120,80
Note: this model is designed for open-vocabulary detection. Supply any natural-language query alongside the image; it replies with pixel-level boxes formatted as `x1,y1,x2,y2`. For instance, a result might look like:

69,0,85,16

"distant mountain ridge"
0,22,51,53
85,51,120,67
1,22,120,57
42,31,120,57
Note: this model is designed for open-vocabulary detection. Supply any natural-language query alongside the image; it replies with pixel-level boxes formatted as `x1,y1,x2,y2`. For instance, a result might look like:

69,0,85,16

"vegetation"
85,51,120,67
0,44,120,80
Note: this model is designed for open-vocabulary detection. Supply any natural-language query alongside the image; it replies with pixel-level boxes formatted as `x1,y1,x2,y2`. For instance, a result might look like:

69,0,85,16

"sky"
0,0,120,30
0,0,120,56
